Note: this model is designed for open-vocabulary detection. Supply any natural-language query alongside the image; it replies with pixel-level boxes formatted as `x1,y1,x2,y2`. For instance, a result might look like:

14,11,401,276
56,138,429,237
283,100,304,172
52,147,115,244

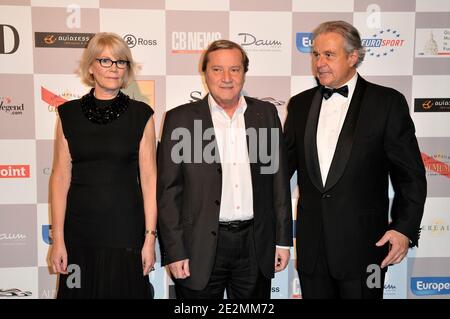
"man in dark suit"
157,40,292,299
284,21,426,299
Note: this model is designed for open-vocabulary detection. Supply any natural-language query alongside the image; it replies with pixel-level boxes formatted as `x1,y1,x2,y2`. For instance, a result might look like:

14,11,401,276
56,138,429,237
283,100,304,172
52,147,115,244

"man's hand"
168,259,190,279
376,230,409,268
274,247,290,272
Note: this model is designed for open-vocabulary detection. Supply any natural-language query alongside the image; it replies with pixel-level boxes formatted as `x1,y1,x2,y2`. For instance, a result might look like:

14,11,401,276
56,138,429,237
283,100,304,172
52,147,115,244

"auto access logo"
35,32,94,48
362,28,406,58
415,98,450,112
411,277,450,296
0,165,30,178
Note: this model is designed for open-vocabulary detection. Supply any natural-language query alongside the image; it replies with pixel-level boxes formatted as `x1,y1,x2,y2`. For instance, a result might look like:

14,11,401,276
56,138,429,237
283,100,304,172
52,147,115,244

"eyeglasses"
96,58,129,69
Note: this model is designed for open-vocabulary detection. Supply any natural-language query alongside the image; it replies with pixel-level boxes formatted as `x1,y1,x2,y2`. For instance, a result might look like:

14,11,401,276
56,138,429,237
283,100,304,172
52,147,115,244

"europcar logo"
42,225,52,245
411,277,450,296
362,28,406,58
296,32,313,53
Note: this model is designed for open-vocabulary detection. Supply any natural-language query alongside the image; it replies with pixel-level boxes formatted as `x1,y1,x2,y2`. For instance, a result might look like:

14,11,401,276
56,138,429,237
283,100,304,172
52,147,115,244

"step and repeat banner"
0,0,449,299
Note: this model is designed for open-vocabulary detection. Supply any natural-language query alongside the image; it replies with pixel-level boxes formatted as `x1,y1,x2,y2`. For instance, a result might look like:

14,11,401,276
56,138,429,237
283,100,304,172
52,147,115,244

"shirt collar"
208,93,247,119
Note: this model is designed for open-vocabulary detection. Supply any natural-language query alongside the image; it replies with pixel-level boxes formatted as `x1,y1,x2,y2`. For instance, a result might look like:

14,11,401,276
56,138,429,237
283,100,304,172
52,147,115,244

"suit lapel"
305,89,325,191
243,97,260,195
324,75,366,191
193,95,222,165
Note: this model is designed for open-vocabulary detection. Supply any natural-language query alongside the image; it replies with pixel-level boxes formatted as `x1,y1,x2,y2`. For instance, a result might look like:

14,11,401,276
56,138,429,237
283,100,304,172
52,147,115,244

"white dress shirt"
316,72,357,186
208,94,254,222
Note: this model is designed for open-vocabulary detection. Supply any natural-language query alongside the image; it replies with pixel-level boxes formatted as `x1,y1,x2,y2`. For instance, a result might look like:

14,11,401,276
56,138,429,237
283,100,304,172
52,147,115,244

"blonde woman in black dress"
50,32,157,298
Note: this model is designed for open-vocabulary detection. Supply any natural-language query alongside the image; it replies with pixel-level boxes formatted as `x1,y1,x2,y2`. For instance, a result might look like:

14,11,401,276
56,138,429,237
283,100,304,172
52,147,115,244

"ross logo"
296,32,313,53
0,24,19,54
123,34,157,49
42,225,52,245
415,98,450,112
0,165,30,178
35,32,94,48
0,96,24,116
421,152,450,179
171,31,221,54
411,277,450,296
362,28,406,58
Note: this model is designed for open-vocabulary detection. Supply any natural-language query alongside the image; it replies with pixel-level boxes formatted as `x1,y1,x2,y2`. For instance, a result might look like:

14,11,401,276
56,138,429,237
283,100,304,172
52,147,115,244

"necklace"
81,88,130,125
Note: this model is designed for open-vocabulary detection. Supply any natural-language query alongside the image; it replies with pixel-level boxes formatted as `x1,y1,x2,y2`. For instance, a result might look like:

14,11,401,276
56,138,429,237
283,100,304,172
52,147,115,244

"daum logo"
296,32,313,53
0,165,30,178
238,33,282,48
0,24,20,54
42,225,52,245
411,277,450,296
0,233,27,243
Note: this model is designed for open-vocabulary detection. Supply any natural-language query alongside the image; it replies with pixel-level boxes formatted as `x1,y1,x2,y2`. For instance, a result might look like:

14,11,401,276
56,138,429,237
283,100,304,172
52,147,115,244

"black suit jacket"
284,75,426,279
157,95,292,290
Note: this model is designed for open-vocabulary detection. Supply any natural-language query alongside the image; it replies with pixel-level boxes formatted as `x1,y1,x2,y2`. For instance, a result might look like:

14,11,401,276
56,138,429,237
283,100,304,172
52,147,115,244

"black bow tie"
321,85,349,100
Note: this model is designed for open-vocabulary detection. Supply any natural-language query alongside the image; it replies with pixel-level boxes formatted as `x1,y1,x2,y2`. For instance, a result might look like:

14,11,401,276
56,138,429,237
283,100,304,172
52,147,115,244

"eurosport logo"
411,277,450,296
362,28,406,58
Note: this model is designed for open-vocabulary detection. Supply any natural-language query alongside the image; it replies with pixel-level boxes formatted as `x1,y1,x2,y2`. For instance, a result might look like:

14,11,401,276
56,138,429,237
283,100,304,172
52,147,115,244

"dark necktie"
321,85,349,100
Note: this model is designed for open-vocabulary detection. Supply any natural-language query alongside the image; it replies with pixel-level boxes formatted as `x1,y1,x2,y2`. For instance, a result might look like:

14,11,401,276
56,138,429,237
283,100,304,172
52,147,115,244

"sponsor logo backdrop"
0,0,449,299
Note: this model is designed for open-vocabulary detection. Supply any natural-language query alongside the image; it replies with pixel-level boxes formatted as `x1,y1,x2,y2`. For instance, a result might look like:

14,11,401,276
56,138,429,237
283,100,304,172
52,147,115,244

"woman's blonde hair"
78,32,137,88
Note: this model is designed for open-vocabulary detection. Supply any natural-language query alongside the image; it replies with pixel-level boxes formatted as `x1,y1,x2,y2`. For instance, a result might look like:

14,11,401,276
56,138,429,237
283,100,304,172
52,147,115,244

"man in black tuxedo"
157,40,292,299
284,21,426,299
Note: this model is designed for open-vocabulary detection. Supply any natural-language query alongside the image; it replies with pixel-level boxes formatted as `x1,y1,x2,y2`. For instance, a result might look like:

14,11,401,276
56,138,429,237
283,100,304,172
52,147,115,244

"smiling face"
204,48,245,110
88,46,128,98
312,32,358,88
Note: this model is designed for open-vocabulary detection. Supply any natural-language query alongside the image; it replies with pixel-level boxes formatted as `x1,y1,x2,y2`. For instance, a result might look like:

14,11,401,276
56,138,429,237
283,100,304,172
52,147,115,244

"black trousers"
175,221,271,299
299,234,385,299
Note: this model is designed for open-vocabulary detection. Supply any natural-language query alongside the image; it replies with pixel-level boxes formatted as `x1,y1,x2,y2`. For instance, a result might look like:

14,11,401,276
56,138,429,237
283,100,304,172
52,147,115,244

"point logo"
0,165,30,178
